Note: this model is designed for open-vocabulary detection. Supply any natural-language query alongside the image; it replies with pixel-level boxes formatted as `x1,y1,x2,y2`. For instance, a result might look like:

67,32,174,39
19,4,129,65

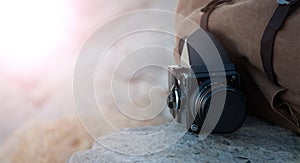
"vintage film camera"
167,29,247,134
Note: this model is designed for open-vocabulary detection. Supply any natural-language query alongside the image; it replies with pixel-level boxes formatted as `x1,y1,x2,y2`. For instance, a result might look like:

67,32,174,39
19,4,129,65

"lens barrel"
193,83,247,133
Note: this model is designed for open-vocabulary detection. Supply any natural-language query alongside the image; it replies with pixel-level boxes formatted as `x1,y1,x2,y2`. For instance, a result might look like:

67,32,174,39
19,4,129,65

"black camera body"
167,29,247,134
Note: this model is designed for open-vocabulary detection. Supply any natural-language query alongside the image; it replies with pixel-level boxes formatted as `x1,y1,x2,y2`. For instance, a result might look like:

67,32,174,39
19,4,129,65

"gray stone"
68,116,300,163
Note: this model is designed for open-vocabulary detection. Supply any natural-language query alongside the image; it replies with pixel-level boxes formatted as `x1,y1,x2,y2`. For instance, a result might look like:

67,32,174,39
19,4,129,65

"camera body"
167,29,247,134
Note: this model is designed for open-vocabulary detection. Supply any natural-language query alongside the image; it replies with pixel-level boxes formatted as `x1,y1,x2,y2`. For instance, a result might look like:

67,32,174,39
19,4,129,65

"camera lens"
193,83,247,133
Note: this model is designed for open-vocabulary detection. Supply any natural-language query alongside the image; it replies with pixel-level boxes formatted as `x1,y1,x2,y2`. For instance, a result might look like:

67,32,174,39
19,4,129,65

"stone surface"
68,116,300,163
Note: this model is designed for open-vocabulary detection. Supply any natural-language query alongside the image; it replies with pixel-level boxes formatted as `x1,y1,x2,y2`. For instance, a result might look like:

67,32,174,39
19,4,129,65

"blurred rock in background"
0,0,178,162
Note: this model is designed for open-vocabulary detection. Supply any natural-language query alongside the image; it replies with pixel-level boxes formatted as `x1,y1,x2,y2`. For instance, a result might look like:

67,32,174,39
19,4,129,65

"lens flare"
0,0,71,74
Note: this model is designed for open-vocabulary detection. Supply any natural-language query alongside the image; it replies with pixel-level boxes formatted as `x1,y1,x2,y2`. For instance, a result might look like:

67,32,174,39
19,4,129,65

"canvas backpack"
174,0,300,133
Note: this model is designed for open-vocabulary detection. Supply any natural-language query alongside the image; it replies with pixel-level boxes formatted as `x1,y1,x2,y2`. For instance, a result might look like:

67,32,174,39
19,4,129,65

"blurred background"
0,0,179,146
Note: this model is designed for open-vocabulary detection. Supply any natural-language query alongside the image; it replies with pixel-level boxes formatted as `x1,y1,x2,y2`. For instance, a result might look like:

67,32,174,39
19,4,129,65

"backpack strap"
261,0,300,84
200,0,232,31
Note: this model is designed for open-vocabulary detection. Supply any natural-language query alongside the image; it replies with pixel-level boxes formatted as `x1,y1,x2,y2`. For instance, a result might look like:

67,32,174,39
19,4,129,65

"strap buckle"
277,0,296,5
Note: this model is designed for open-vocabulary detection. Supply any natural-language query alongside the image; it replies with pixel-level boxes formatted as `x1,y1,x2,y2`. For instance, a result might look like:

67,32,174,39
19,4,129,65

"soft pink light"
0,0,73,76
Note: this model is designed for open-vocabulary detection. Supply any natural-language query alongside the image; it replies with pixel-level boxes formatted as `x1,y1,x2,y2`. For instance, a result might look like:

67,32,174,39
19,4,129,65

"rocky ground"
68,116,300,163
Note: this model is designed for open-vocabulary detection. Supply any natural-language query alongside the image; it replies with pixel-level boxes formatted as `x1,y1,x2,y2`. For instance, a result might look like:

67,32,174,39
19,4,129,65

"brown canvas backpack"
174,0,300,133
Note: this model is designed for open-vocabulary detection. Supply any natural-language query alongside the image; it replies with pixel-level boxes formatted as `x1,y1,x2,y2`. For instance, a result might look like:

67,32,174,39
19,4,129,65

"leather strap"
200,0,232,31
261,0,300,84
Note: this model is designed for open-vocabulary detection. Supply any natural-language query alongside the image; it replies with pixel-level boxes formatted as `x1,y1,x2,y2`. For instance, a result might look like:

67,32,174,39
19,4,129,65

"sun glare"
0,0,72,74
